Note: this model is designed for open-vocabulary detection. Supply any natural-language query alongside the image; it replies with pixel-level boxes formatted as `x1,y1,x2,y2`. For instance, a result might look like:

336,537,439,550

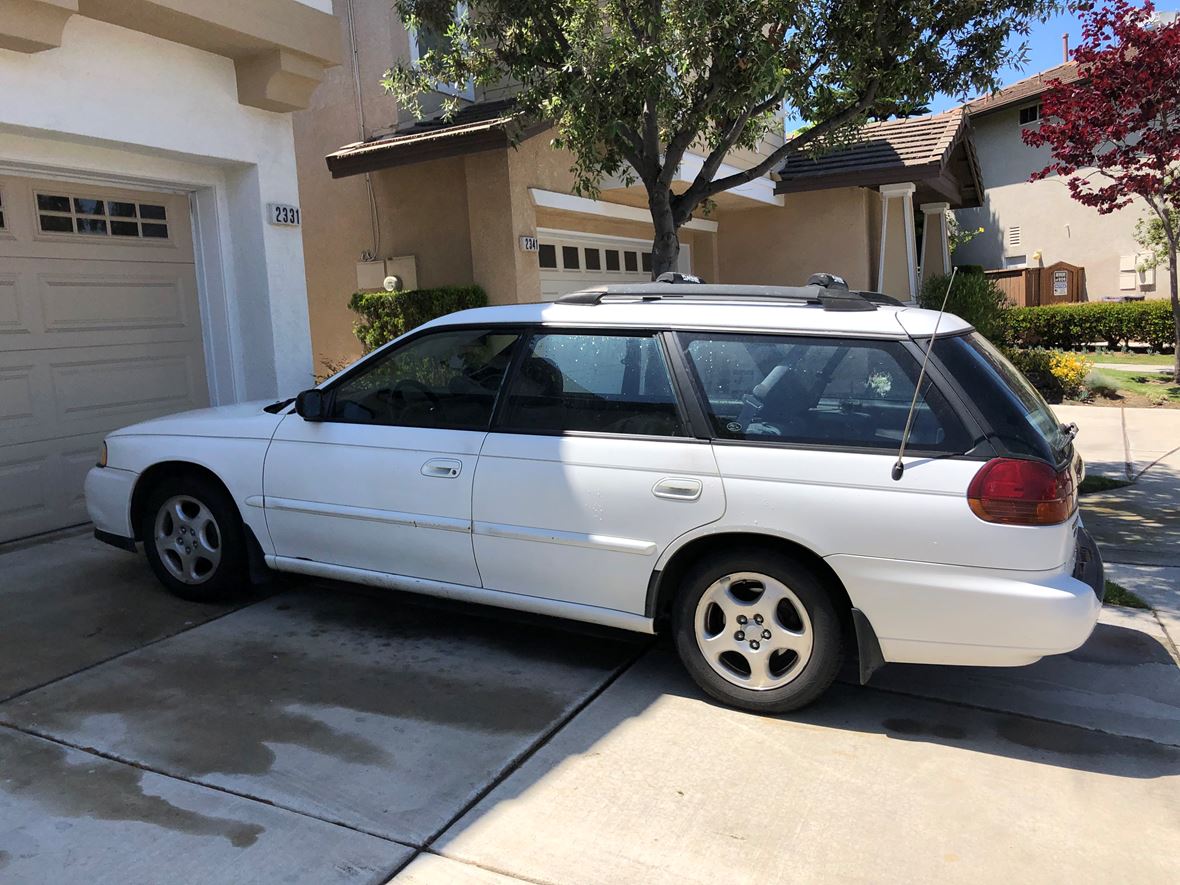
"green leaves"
349,285,488,352
384,1,1051,275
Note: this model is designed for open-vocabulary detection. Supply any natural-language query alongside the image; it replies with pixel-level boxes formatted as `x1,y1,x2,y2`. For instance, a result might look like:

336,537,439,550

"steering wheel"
393,379,440,404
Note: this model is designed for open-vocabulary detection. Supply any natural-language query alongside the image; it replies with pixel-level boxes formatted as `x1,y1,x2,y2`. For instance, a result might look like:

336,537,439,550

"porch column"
919,201,952,288
877,183,918,301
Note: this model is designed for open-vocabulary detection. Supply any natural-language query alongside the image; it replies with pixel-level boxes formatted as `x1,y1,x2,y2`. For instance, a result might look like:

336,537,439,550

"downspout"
345,0,382,262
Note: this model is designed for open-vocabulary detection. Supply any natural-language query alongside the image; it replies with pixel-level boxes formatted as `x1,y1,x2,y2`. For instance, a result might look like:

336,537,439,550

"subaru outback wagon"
86,276,1103,712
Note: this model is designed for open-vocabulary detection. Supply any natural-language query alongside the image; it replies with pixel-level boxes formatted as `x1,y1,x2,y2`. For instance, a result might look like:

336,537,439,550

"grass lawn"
1104,580,1150,609
1085,367,1180,408
1088,352,1175,367
1078,475,1132,495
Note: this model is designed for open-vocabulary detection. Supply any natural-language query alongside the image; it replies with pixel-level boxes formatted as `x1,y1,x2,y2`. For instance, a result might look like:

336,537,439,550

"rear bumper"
827,549,1103,667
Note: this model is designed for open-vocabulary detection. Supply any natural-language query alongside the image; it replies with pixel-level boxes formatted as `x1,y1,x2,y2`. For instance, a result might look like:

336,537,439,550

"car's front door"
263,327,520,585
471,330,725,615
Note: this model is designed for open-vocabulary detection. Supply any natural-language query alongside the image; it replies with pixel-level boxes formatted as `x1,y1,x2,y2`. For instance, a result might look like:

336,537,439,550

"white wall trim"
530,188,720,232
676,152,784,206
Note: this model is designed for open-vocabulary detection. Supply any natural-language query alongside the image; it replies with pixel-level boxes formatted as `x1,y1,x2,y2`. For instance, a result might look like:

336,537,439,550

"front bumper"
84,466,137,540
826,551,1103,668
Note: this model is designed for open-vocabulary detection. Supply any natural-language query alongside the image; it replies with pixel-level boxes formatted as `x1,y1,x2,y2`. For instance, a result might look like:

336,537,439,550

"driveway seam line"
1149,610,1180,664
376,640,654,884
853,679,1180,749
0,720,418,850
0,597,266,707
421,847,564,885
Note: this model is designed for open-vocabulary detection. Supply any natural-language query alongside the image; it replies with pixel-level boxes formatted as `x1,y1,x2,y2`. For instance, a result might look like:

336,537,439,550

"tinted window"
501,333,684,436
329,329,519,429
681,333,970,451
934,332,1067,463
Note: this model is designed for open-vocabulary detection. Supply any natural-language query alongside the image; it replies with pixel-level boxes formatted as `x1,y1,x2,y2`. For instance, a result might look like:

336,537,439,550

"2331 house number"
267,203,302,227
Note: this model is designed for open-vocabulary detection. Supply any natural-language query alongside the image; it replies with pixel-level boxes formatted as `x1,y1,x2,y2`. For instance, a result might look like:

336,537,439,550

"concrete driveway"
1,532,1178,885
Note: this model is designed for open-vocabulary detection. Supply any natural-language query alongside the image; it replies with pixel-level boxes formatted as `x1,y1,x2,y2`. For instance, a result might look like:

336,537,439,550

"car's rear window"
933,332,1070,464
678,332,971,452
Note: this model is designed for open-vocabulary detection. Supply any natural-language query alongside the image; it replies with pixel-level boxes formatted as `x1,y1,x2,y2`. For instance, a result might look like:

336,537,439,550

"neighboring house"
953,60,1173,300
294,2,984,368
0,0,341,542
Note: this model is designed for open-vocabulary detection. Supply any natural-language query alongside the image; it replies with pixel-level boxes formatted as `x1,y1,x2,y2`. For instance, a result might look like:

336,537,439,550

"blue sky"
928,7,1085,112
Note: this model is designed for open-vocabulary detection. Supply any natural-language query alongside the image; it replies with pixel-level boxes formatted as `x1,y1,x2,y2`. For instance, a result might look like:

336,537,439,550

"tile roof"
775,108,979,203
964,61,1081,116
326,99,539,178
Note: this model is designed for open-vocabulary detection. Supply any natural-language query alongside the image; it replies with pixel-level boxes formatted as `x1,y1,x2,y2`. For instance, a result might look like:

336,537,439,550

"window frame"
670,329,989,459
489,326,698,442
407,1,475,101
31,189,173,245
318,323,528,432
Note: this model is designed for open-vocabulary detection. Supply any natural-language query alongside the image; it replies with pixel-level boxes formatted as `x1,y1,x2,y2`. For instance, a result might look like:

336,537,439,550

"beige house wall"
717,188,874,291
954,106,1172,300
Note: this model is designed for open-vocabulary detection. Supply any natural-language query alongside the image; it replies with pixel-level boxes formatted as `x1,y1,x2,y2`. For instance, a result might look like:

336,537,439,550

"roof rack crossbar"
556,281,886,312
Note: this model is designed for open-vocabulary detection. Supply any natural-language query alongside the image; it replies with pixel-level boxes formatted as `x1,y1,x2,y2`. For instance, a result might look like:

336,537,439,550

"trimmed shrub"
919,272,1009,342
1001,300,1176,352
348,285,487,352
1002,347,1092,402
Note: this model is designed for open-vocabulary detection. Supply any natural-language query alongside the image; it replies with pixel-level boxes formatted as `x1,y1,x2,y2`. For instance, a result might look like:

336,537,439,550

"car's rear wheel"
672,549,843,713
140,474,248,602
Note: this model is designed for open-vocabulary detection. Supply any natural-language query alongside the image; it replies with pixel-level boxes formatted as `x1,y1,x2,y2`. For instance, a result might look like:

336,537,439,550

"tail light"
967,458,1076,526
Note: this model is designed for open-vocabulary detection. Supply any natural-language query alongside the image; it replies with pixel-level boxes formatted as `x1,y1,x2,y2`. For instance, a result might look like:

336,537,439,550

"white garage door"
538,231,691,300
0,174,209,542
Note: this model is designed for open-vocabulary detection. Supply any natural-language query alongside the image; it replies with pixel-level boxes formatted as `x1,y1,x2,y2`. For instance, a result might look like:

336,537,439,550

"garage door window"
0,190,6,230
36,192,170,240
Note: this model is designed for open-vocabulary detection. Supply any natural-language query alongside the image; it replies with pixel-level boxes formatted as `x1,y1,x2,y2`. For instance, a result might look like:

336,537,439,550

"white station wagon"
85,276,1103,712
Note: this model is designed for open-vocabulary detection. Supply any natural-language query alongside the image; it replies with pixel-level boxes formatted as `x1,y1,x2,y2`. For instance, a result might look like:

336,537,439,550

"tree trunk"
648,188,680,279
1170,246,1180,380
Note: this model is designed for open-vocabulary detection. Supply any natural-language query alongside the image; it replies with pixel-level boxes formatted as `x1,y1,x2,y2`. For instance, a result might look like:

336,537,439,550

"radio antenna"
891,267,957,481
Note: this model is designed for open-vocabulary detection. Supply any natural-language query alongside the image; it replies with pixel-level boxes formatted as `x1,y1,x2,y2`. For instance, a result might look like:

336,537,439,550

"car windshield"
933,332,1070,463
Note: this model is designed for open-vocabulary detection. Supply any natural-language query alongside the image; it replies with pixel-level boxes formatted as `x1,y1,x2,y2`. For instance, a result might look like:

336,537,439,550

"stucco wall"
953,107,1172,301
0,14,315,400
717,188,874,290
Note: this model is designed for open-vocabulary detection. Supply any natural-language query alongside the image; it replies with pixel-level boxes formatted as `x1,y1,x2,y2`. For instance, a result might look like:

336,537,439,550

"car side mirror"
295,388,329,422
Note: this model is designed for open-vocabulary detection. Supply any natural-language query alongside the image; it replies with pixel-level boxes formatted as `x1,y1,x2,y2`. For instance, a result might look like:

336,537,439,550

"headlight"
97,441,108,468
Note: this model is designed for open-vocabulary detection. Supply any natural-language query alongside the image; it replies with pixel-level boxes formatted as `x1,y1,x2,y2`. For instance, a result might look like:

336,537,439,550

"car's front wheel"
672,549,844,713
140,474,248,602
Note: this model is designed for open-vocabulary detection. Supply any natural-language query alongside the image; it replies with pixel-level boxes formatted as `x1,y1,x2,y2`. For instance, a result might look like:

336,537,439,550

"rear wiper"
263,398,294,414
1061,422,1079,441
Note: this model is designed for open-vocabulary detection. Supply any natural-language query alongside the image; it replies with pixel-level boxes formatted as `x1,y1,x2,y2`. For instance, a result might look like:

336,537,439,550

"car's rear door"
471,329,724,615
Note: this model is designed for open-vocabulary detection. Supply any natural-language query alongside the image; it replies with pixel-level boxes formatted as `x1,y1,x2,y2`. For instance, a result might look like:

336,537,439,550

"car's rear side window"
933,332,1068,464
679,332,971,452
498,332,685,437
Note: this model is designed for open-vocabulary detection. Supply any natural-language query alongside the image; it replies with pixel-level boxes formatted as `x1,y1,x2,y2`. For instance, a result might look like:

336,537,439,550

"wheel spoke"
771,627,812,660
744,652,779,690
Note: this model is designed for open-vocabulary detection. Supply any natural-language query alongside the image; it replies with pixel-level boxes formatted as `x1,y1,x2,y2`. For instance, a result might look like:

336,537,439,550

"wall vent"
1005,225,1022,250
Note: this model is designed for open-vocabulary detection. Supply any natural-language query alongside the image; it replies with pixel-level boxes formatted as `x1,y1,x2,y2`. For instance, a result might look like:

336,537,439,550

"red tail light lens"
967,458,1076,526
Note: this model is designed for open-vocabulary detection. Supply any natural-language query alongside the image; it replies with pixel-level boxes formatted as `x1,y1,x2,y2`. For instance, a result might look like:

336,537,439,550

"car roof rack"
556,272,894,312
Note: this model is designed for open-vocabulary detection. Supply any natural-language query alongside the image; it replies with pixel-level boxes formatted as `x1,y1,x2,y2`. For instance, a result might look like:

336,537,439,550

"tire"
140,473,249,602
672,548,844,713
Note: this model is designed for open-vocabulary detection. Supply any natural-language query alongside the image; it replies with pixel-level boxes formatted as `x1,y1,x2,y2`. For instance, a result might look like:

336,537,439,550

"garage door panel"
0,274,22,332
0,174,207,541
39,269,193,335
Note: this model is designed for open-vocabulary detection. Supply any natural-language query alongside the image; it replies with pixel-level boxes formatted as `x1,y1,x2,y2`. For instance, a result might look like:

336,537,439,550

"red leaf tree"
1024,0,1180,373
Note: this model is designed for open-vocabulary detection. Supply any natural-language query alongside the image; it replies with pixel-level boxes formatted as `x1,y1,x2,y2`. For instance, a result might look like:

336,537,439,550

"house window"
36,192,170,240
408,2,474,101
1018,104,1042,125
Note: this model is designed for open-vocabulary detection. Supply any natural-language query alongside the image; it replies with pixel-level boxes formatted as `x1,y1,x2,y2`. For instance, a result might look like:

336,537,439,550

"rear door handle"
422,458,462,478
653,477,702,501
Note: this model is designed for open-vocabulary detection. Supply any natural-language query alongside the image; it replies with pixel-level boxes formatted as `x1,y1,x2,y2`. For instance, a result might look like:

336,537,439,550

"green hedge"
919,272,1009,343
1001,300,1176,352
348,285,487,352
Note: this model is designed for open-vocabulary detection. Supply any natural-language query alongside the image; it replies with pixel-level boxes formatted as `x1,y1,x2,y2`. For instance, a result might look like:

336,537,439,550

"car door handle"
421,459,462,478
653,477,702,501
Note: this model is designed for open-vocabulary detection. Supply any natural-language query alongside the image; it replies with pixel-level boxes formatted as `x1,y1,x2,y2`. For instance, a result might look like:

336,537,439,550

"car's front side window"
328,328,519,429
680,332,971,452
499,331,685,437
